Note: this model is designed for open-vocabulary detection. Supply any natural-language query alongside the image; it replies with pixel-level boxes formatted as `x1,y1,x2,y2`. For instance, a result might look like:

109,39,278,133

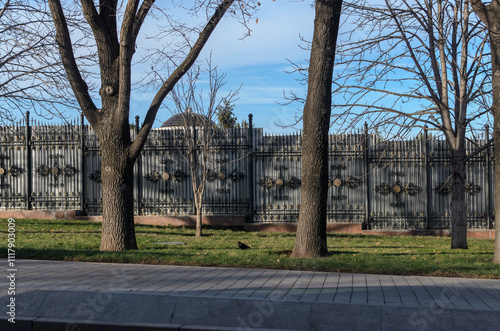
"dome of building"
160,112,214,128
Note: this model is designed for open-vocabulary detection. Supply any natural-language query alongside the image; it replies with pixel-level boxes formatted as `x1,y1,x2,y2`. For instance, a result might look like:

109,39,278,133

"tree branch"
470,0,488,24
129,0,235,160
48,0,98,125
465,138,493,163
0,0,10,20
133,0,155,44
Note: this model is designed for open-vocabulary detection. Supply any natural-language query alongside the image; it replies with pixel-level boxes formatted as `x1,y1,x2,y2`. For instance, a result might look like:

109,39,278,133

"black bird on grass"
237,242,250,250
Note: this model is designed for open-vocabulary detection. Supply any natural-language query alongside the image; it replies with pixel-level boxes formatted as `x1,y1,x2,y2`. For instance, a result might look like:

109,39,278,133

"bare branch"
130,0,235,160
48,0,98,124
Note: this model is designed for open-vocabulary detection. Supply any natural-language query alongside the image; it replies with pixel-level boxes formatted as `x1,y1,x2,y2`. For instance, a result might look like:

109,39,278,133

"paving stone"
299,272,326,302
379,275,402,304
265,272,301,301
390,275,420,307
4,258,500,330
216,269,265,298
233,270,276,299
316,272,339,302
350,274,368,304
365,274,385,305
405,279,433,306
419,276,454,308
333,273,352,304
282,272,313,301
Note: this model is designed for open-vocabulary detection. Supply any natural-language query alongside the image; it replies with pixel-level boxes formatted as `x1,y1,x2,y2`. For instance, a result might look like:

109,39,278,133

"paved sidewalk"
1,259,500,330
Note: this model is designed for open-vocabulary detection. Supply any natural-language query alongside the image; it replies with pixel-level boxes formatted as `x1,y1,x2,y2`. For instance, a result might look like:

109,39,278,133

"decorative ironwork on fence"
0,112,494,230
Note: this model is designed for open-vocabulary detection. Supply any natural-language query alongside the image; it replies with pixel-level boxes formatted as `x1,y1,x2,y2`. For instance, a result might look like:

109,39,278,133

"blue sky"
132,1,316,133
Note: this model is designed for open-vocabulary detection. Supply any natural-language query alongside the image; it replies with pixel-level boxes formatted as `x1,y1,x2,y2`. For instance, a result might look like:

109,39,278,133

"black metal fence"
0,112,494,230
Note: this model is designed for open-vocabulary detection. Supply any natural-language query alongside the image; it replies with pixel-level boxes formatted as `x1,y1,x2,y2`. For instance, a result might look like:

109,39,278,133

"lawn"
1,218,499,279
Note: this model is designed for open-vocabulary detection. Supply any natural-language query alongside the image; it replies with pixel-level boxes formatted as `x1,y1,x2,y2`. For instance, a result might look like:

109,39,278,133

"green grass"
1,218,499,279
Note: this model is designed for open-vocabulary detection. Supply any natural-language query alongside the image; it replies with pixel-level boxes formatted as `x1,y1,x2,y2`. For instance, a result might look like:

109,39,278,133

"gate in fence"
0,112,494,230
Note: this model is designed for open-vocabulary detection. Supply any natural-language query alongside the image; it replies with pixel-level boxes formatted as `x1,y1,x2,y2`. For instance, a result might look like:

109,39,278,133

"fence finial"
135,115,140,133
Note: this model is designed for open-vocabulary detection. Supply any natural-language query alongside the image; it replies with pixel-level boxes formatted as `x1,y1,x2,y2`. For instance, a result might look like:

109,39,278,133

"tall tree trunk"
451,152,468,249
491,34,500,263
99,140,137,251
470,1,500,263
292,0,343,258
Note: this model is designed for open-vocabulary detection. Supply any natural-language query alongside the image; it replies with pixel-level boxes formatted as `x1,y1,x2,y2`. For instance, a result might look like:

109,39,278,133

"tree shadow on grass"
162,232,216,237
8,247,203,263
20,231,101,234
379,251,491,257
272,250,358,257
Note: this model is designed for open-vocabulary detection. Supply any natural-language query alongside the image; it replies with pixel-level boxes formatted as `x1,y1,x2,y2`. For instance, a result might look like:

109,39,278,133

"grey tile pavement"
2,258,500,330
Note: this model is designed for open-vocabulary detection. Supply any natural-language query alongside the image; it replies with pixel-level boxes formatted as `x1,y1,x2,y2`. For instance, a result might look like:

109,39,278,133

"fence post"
25,111,32,210
424,126,432,229
485,124,493,229
80,113,86,215
364,122,370,229
135,115,142,216
248,114,254,223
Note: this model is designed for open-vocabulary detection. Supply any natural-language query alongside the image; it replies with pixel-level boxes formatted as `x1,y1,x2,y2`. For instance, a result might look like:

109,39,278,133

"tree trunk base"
291,231,328,258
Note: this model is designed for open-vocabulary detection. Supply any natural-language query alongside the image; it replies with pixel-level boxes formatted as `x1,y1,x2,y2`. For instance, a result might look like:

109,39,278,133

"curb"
3,289,500,330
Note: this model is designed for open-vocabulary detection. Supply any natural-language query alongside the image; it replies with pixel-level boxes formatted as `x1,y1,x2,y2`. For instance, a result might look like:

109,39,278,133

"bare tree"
470,0,500,262
47,0,258,251
330,0,491,249
291,0,343,258
168,63,239,237
0,0,91,122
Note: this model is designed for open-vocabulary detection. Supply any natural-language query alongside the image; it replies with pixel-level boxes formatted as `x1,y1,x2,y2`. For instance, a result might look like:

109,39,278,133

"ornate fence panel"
137,127,250,216
327,133,367,224
253,130,302,223
426,138,493,229
83,124,102,215
0,113,494,230
368,137,427,230
30,123,81,211
139,128,193,215
0,123,28,210
200,128,250,215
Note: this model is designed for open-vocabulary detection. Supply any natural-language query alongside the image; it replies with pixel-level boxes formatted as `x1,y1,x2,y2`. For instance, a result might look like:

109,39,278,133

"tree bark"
470,0,500,263
292,0,343,258
99,126,138,251
491,33,500,262
451,152,468,249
